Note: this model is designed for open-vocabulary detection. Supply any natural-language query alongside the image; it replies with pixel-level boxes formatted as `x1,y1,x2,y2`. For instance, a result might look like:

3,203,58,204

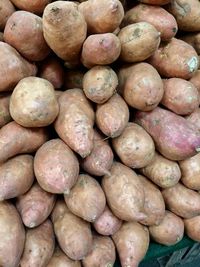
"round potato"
186,108,200,132
0,0,15,31
0,93,12,128
184,215,200,242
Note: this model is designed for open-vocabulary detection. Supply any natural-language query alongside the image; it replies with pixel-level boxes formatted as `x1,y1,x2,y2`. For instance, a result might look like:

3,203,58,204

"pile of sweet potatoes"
1,0,200,266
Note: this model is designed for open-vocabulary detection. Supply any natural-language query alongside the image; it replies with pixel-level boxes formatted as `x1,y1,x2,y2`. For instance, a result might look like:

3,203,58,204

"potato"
43,1,87,64
64,174,106,222
10,77,59,127
112,222,149,267
64,70,84,89
184,215,200,242
0,93,12,128
78,0,124,34
102,162,146,221
186,108,200,132
47,246,81,267
0,201,25,267
181,33,200,55
190,70,200,102
148,38,199,79
123,4,177,41
117,64,138,95
139,0,170,4
81,33,121,68
54,89,95,158
0,0,15,30
135,107,200,161
0,154,34,200
140,152,181,188
170,0,200,32
83,66,118,104
81,130,113,176
52,199,93,260
122,63,164,111
93,205,122,236
96,93,129,138
4,11,50,61
149,211,184,246
112,123,155,169
161,78,199,115
162,183,200,219
16,183,56,228
10,0,51,14
0,121,48,164
0,41,37,92
20,220,55,267
118,22,160,63
82,235,116,267
39,56,65,89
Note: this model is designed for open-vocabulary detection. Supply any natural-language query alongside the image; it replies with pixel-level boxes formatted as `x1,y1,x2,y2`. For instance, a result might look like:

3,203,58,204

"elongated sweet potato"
0,0,15,30
0,93,12,128
186,108,200,132
10,0,51,14
184,215,200,242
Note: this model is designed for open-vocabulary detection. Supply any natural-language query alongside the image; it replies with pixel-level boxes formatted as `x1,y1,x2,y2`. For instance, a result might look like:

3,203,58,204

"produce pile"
1,0,200,266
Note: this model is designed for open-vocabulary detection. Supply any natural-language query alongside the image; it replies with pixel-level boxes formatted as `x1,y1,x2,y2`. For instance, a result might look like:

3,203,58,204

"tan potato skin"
112,123,155,168
138,175,165,226
184,215,200,242
93,205,122,236
83,66,118,104
82,235,116,267
190,70,200,102
112,222,149,267
43,2,87,63
0,201,25,267
34,139,79,194
0,93,12,127
118,22,160,63
64,70,84,89
4,11,50,61
117,64,138,95
0,121,48,164
81,130,114,176
102,162,146,221
64,174,106,222
0,0,15,30
139,0,170,4
181,33,200,55
96,93,129,138
148,38,199,79
0,41,37,92
54,89,95,158
0,154,34,200
186,108,200,132
149,211,184,246
47,246,81,267
10,0,51,14
81,33,121,68
16,183,56,228
162,183,200,219
20,220,55,267
161,78,199,115
78,0,124,34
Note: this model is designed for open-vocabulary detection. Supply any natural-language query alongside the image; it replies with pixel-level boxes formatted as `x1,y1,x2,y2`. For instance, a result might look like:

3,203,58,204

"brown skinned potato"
184,215,200,242
0,93,12,127
186,108,200,132
64,70,84,89
0,0,15,31
10,0,51,14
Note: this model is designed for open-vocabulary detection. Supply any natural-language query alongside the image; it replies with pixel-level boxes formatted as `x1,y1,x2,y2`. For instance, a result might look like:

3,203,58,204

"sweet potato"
20,220,55,267
64,174,106,222
123,63,164,111
190,70,200,102
138,175,165,226
179,153,200,190
112,222,149,267
186,108,200,132
54,89,95,158
0,201,25,267
0,41,37,92
123,4,177,41
181,33,200,54
184,215,200,242
10,0,51,14
10,77,59,127
64,70,84,89
52,199,93,260
161,78,199,115
81,130,114,176
81,33,121,68
0,121,48,164
162,183,200,218
16,183,56,228
83,66,118,104
82,235,116,267
0,0,15,30
4,11,50,61
149,211,184,246
43,1,87,64
140,152,181,188
93,205,122,236
112,123,155,168
96,93,129,138
135,107,200,161
102,162,146,221
148,38,199,79
139,0,170,4
78,0,124,34
47,246,81,267
0,93,12,128
118,22,160,63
